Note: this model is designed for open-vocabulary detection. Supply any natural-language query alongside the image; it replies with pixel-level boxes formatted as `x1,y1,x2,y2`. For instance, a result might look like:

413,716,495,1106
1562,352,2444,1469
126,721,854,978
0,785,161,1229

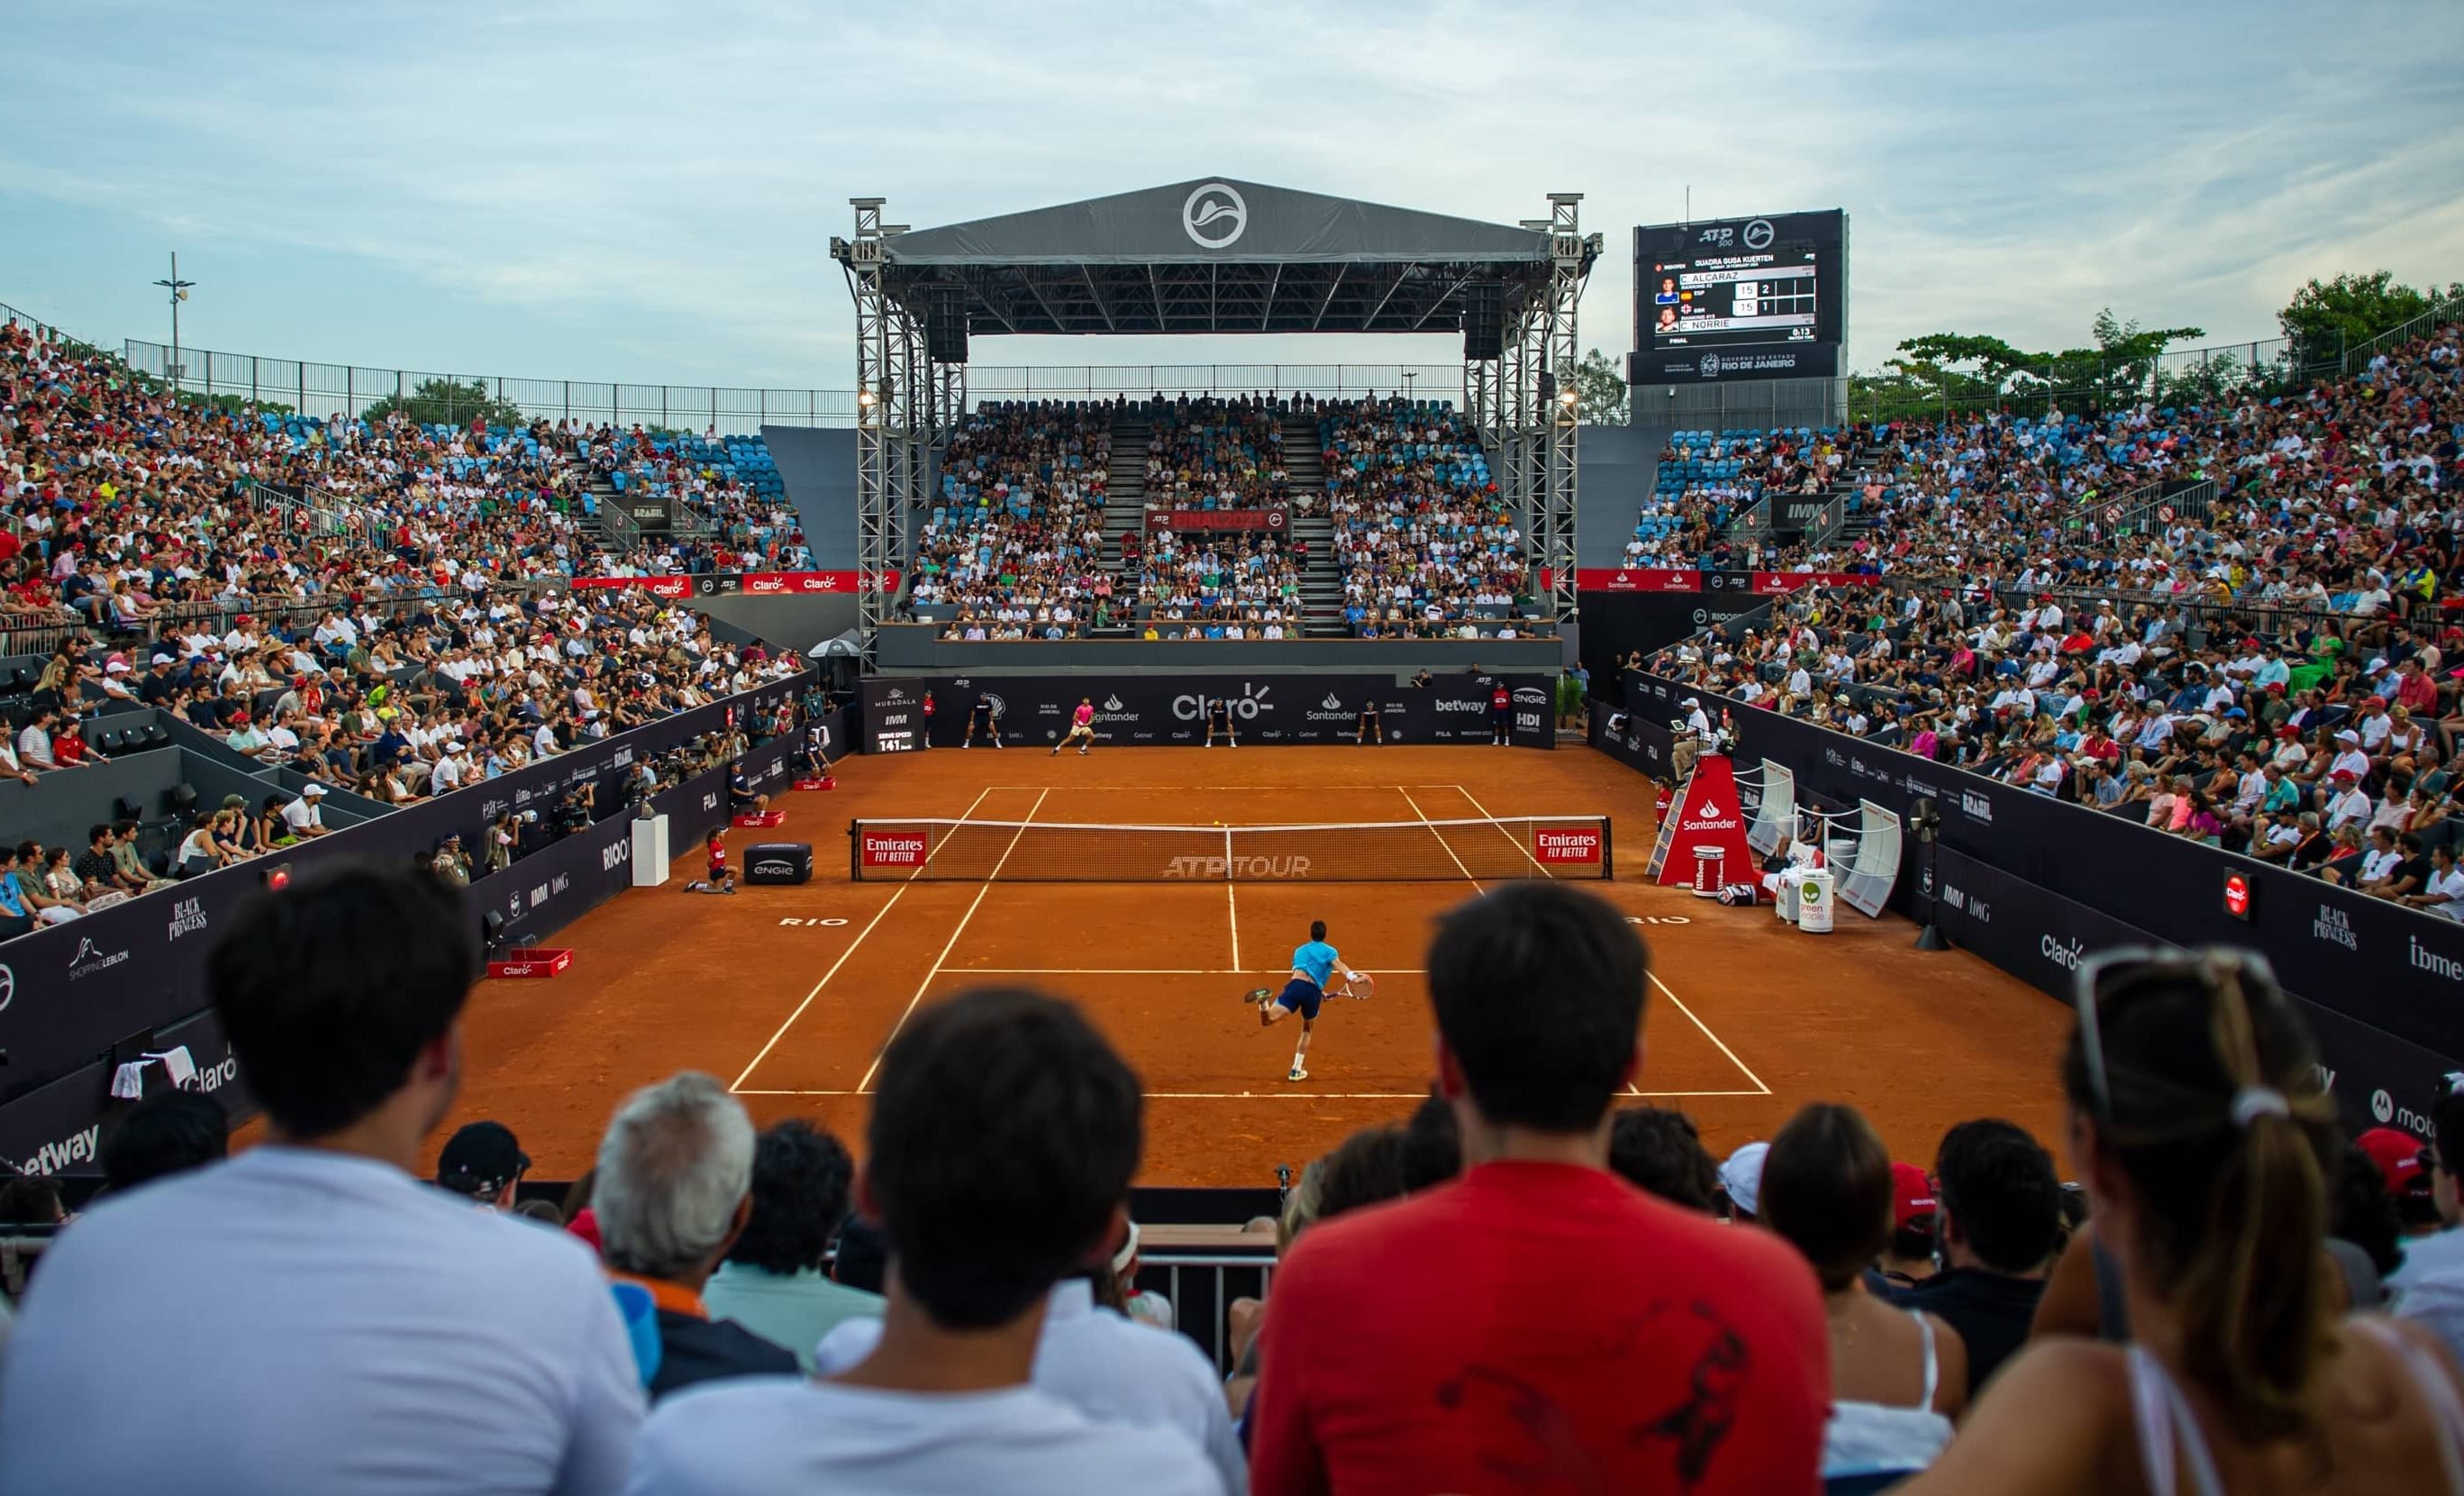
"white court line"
1408,786,1644,1097
1227,883,1241,972
853,787,1050,1094
1651,971,1772,1096
734,1088,1772,1099
729,784,994,1093
1450,783,1554,880
1396,787,1481,884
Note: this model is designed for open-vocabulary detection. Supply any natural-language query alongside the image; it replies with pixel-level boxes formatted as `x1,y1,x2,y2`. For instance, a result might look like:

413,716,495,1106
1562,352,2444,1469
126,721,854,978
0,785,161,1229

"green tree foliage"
1573,347,1629,425
2278,271,2464,371
361,376,528,430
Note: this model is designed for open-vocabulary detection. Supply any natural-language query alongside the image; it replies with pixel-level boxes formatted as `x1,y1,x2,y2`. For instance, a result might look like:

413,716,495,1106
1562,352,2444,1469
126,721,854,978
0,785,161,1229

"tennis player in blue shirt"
1250,920,1362,1082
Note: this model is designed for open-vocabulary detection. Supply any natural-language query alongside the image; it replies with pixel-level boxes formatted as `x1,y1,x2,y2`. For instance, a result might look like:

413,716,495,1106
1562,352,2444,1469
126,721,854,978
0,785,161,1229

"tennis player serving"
1050,696,1096,756
1247,919,1367,1081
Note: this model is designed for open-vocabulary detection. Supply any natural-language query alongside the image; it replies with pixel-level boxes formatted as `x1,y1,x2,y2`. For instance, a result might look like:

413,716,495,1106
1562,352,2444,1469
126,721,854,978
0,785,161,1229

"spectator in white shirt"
15,707,60,771
0,862,645,1494
625,988,1223,1496
282,782,331,838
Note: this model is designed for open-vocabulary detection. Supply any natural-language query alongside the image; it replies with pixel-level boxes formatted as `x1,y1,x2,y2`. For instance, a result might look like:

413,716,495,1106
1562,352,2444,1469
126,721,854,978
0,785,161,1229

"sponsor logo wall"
0,673,816,1153
571,570,899,599
1623,668,2464,1067
1930,846,2454,1145
859,673,1557,751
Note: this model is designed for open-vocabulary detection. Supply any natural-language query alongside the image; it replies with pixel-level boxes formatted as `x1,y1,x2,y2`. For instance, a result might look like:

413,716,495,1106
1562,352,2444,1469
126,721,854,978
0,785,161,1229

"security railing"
120,338,1472,435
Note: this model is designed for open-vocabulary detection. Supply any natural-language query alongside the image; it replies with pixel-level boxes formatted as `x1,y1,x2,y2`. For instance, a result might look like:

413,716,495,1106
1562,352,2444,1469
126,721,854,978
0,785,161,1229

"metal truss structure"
835,185,1596,665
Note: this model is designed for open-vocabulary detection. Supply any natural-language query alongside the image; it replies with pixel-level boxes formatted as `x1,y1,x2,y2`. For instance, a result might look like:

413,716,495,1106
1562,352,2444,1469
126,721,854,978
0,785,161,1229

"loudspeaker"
744,843,814,885
1463,280,1504,361
927,287,968,364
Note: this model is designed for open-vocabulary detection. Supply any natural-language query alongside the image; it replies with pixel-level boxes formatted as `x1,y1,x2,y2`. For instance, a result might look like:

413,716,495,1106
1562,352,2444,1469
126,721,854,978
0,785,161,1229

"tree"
2278,271,2464,373
1857,312,2204,422
1573,347,1629,425
361,376,528,430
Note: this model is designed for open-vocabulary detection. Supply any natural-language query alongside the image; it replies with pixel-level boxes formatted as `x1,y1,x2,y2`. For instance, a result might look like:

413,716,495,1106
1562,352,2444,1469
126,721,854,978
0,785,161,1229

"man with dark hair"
625,989,1223,1494
434,1119,529,1209
2393,1089,2464,1364
0,862,643,1492
702,1119,884,1373
1886,1117,2063,1397
1607,1105,1722,1213
1251,884,1828,1492
100,1088,229,1192
1398,1090,1461,1192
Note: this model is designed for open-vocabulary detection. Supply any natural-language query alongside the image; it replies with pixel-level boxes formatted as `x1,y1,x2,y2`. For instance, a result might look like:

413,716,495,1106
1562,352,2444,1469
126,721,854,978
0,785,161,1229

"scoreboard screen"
1646,245,1821,349
1632,209,1848,380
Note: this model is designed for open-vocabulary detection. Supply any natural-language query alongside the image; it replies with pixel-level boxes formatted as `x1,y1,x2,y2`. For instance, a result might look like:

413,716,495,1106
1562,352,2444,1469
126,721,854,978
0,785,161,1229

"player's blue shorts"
1275,978,1323,1021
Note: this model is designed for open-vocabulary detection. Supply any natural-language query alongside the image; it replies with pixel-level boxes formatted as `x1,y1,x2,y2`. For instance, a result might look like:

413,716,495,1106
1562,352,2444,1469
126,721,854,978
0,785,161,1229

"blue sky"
4,1,2459,393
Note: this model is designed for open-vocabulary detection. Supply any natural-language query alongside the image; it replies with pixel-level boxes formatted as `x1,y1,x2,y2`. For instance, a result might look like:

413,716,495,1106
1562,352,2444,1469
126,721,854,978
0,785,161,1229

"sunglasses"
2073,945,2285,1124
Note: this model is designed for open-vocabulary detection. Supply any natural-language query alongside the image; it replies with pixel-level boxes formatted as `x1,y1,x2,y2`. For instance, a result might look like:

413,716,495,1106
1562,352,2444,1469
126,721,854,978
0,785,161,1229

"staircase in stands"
1283,413,1347,636
1098,413,1150,632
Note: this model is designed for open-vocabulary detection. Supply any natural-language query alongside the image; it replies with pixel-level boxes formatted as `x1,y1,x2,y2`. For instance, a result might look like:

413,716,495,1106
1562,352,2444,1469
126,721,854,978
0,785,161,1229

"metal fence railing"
118,341,1473,434
2342,287,2464,372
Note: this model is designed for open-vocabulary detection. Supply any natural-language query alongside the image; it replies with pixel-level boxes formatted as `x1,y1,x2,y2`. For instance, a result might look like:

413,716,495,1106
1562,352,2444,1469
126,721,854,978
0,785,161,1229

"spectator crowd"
1,317,811,936
6,867,2464,1494
1321,398,1531,637
1642,320,2464,915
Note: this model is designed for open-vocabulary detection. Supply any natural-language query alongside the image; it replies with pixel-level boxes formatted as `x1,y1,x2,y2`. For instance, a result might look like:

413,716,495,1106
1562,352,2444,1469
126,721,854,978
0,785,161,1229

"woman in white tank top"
1759,1102,1968,1483
1900,948,2464,1496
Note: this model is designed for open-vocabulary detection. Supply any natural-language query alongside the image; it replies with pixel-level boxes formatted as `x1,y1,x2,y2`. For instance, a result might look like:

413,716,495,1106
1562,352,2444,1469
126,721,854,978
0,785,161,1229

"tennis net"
849,816,1613,882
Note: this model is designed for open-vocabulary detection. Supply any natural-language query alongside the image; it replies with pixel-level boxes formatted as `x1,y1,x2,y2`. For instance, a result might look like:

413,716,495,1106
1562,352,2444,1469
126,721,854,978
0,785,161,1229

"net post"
848,819,860,882
1602,816,1614,880
1223,825,1234,882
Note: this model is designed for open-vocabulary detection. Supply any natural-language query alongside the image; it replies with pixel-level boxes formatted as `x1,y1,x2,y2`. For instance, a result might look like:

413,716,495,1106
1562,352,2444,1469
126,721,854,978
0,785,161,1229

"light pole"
1403,369,1417,405
152,252,195,396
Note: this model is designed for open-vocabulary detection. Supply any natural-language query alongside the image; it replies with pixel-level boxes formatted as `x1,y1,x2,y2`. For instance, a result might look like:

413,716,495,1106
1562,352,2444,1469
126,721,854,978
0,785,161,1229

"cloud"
2,0,2458,387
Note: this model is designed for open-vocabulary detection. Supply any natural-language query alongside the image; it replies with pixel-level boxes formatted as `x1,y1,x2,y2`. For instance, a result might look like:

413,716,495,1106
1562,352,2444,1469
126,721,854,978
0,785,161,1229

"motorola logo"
1743,218,1775,250
1183,182,1248,250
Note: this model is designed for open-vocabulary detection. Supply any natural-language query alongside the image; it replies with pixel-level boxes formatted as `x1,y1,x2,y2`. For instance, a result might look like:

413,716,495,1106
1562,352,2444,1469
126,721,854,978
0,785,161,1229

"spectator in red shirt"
1249,883,1830,1494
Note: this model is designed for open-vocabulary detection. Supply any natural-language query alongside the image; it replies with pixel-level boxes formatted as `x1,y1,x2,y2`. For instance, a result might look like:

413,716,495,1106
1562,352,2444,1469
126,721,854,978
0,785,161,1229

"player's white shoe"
1286,1067,1308,1082
1077,746,1088,755
1204,742,1212,749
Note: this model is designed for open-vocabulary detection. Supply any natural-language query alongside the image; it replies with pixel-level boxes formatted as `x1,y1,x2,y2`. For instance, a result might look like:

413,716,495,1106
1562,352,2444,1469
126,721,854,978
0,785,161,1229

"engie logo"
1533,827,1601,864
751,860,796,878
1513,686,1549,708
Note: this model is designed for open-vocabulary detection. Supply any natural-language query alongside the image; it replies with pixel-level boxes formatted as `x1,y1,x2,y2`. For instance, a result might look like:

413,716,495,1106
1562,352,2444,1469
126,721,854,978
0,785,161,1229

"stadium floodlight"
151,252,196,392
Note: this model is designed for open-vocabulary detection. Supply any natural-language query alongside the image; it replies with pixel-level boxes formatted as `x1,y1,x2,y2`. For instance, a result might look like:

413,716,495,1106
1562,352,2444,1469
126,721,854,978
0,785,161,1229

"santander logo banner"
1750,571,1882,595
1572,568,1703,593
1652,754,1757,889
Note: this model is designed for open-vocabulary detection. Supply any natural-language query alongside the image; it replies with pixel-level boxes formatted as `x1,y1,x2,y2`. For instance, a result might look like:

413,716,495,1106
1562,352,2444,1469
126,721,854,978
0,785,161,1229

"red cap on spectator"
2358,1127,2429,1198
1891,1163,1937,1230
2365,695,2387,709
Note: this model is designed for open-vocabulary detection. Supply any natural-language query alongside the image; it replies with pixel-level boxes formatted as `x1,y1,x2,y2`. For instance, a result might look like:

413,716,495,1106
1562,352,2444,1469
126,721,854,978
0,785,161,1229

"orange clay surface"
414,743,2075,1188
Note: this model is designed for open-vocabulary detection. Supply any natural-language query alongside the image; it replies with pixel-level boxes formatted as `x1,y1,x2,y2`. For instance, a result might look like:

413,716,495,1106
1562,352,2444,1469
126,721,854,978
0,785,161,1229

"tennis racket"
1337,971,1376,1001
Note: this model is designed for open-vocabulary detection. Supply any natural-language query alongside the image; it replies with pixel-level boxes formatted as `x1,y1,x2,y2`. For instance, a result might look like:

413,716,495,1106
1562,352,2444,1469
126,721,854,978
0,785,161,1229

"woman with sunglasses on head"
1903,950,2464,1494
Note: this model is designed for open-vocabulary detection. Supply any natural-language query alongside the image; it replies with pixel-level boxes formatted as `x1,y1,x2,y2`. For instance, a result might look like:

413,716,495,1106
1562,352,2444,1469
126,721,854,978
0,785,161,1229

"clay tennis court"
433,744,2076,1187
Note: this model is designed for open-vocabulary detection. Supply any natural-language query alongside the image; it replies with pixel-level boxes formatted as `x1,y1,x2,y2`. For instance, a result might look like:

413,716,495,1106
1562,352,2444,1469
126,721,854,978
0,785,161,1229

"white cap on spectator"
301,784,326,798
1720,1141,1769,1217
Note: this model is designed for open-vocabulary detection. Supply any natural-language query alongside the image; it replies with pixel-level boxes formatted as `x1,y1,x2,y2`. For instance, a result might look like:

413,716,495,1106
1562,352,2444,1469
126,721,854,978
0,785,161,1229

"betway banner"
1621,667,2464,1068
860,672,1557,751
572,570,899,599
